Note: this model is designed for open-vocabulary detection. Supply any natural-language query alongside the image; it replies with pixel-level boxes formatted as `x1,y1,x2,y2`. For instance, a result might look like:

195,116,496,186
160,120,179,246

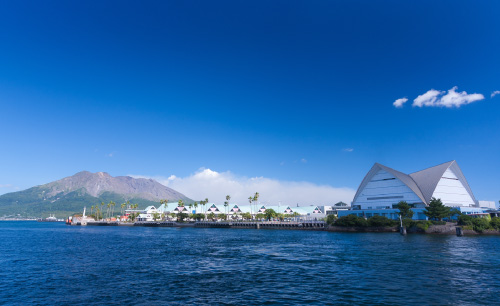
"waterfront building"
340,160,485,220
137,205,159,221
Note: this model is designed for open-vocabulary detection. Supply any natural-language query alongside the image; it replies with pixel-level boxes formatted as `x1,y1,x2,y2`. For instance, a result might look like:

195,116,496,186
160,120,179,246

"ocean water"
0,222,499,305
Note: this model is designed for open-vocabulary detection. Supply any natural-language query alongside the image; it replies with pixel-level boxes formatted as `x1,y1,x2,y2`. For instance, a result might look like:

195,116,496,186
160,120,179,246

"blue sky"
0,1,499,204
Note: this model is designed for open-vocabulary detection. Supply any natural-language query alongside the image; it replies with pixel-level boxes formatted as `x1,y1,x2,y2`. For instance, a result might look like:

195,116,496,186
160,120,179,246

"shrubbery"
458,215,500,232
471,218,490,233
490,217,500,230
326,214,337,225
334,215,368,227
334,215,397,227
367,215,398,227
333,214,500,233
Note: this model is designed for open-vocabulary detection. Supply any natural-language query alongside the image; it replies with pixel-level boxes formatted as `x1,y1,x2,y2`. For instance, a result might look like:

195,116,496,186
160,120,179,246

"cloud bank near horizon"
130,168,355,206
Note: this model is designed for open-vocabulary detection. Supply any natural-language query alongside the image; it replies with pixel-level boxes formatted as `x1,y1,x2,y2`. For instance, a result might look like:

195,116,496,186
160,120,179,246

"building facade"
340,160,483,220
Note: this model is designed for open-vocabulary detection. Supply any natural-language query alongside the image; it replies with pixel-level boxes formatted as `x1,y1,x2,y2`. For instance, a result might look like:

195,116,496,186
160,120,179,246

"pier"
70,220,326,230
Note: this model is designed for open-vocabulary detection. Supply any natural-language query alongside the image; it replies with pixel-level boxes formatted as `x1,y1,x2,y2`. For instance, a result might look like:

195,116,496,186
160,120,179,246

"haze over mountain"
0,171,191,218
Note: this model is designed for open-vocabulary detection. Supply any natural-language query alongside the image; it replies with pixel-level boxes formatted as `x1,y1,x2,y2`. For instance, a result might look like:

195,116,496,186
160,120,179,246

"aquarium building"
340,160,483,220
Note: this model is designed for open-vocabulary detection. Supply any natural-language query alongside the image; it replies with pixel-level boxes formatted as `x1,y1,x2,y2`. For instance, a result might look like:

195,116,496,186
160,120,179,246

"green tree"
152,212,160,221
489,217,500,230
241,212,252,220
326,214,337,225
208,212,215,221
256,213,265,220
264,208,277,221
248,196,253,218
225,195,231,215
449,208,462,221
177,212,188,222
368,215,398,227
396,201,414,219
253,192,260,218
335,215,368,227
424,198,451,221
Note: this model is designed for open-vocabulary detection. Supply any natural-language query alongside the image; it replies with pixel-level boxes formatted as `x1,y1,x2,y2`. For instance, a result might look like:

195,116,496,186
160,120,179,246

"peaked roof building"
353,161,477,209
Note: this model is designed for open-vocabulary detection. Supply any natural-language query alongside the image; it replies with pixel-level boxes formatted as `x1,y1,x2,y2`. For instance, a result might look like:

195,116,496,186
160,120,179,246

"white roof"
353,160,476,205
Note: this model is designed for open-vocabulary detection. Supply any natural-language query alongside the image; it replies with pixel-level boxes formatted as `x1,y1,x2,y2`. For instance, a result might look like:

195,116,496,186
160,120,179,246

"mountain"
0,171,192,218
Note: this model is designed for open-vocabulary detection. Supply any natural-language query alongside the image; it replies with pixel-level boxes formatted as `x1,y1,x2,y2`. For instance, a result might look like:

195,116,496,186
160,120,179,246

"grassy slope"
0,187,168,218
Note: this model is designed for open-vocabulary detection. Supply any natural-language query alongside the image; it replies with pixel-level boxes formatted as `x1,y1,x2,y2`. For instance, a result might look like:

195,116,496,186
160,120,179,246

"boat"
37,214,64,222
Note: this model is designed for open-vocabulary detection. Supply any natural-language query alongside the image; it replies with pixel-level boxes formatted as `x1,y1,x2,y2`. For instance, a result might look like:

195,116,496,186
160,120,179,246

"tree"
424,198,451,221
326,214,337,225
152,212,160,221
177,212,188,222
208,212,215,221
253,192,260,218
396,201,414,220
111,201,116,218
241,212,252,220
120,203,126,216
225,195,231,215
335,215,368,227
248,196,253,218
264,208,277,221
100,202,105,220
450,208,462,221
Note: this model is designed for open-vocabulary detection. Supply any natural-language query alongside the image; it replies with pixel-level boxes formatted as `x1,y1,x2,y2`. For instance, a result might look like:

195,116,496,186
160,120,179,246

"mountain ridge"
0,171,192,218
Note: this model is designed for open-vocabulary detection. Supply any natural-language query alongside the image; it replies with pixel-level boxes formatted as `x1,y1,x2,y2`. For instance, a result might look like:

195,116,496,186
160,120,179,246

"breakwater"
76,220,326,230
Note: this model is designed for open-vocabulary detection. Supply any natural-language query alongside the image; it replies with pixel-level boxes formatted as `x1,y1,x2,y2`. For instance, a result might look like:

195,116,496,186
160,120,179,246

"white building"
352,160,477,210
339,160,483,220
137,206,159,221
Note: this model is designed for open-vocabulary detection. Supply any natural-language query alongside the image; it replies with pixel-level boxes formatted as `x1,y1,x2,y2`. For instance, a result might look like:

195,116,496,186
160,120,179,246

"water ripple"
0,222,499,305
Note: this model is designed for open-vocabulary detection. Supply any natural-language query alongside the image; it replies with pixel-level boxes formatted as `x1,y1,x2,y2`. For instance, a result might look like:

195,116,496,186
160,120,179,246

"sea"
0,221,499,305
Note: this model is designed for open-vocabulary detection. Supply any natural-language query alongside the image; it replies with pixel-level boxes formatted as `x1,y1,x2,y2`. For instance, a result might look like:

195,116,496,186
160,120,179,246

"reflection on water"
0,222,499,305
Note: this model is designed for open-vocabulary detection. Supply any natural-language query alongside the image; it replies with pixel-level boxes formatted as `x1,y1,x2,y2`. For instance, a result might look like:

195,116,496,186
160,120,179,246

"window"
367,196,404,201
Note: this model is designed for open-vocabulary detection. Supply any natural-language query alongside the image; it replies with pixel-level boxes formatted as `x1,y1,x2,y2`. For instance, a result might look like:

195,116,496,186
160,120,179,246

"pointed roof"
409,160,476,204
353,163,426,204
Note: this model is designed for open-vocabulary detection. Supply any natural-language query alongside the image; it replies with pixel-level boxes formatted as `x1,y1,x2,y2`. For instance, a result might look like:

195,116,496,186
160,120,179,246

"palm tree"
110,201,116,218
194,201,198,214
90,205,94,218
253,192,260,218
100,202,105,221
121,203,126,216
248,196,253,220
225,195,231,215
106,201,111,219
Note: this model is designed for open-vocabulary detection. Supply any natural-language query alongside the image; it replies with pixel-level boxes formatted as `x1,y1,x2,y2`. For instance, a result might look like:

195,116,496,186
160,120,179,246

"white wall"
354,169,423,209
432,168,475,207
478,201,496,209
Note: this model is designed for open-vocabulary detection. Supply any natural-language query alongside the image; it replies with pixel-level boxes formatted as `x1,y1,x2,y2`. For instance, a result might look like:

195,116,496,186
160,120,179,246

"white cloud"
413,87,484,108
130,168,355,206
491,91,500,98
342,148,354,152
393,97,408,108
300,158,307,163
0,184,13,188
